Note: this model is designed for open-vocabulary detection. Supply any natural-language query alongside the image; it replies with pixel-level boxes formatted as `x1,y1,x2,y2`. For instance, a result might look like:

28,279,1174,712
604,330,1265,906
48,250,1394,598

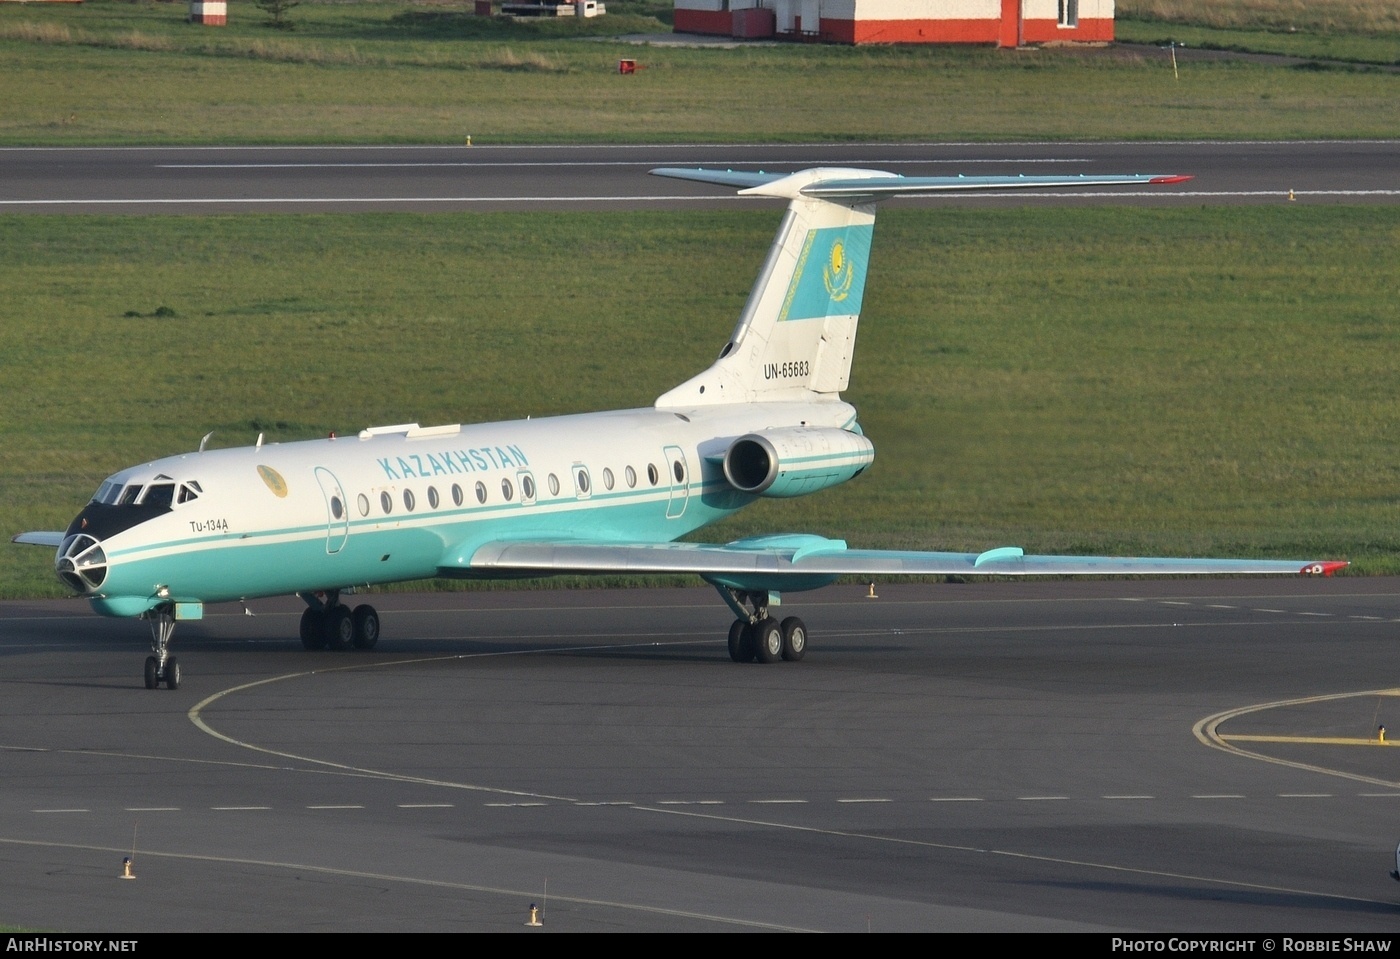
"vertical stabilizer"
653,168,892,407
650,165,1197,409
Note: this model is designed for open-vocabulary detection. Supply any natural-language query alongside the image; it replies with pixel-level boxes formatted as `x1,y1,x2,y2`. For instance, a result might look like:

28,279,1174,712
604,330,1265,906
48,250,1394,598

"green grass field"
1114,19,1400,65
4,205,1397,598
0,0,1397,144
1,1,1396,599
1118,0,1400,63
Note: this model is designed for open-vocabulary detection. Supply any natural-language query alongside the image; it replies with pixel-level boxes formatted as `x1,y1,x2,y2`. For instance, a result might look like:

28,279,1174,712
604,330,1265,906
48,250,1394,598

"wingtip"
1149,175,1194,185
1301,561,1349,577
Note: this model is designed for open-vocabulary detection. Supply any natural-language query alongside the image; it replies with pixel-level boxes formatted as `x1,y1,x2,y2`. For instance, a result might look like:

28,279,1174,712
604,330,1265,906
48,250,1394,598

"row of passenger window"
347,460,680,519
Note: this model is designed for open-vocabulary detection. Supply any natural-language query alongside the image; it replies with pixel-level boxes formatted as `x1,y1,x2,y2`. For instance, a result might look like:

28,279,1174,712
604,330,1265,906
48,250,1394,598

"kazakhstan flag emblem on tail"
823,240,854,302
778,224,872,321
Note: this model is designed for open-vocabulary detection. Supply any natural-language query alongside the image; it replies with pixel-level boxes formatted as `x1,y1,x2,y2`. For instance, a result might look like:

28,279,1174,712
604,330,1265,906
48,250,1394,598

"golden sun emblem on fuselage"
257,464,289,498
822,239,854,301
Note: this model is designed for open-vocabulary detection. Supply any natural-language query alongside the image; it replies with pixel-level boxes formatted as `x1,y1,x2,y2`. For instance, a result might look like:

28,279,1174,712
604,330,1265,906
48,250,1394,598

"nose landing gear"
142,605,181,690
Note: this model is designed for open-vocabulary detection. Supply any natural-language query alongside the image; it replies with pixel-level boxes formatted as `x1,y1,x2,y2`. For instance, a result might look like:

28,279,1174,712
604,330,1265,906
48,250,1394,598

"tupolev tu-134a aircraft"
14,166,1346,689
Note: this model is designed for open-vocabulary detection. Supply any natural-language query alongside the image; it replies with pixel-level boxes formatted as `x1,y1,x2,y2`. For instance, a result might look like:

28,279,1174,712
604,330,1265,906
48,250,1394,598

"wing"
448,534,1344,590
12,532,65,547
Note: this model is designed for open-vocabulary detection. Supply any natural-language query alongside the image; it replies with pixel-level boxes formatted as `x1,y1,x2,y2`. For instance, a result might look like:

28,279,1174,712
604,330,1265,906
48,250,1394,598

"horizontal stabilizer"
649,168,788,191
798,173,1192,198
12,531,65,548
651,167,1192,200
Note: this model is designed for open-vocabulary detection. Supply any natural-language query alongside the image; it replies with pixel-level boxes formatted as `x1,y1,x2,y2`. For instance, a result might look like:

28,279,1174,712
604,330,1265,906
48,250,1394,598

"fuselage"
57,399,863,618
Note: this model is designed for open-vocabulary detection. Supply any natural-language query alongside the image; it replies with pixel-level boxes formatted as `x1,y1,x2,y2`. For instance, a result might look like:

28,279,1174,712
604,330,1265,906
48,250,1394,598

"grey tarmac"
3,577,1400,931
0,140,1396,213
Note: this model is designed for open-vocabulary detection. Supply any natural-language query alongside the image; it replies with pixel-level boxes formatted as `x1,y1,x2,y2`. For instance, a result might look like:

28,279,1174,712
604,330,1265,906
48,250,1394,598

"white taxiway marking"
1166,190,1400,197
1,835,818,932
910,190,1400,199
6,190,1393,210
0,195,733,207
2,138,1393,152
657,800,723,805
26,790,1400,816
573,801,633,806
638,803,1398,911
158,158,1091,170
749,799,807,804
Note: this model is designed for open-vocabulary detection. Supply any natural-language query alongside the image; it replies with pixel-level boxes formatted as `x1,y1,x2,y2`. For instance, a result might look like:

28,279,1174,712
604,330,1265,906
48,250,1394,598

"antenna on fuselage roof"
198,431,213,453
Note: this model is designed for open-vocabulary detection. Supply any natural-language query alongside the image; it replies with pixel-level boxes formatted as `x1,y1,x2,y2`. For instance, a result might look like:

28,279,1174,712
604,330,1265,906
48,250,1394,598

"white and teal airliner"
14,166,1345,689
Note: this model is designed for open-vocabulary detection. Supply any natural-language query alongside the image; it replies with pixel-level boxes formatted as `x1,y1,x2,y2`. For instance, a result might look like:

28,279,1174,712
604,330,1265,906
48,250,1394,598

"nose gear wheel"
142,605,181,690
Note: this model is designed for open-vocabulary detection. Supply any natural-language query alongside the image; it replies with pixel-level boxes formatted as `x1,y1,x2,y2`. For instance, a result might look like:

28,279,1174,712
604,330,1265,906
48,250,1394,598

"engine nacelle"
722,427,875,498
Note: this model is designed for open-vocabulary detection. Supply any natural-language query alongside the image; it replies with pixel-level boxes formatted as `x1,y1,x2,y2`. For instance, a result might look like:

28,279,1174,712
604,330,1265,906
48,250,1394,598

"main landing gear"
298,590,379,652
142,604,181,690
717,587,807,664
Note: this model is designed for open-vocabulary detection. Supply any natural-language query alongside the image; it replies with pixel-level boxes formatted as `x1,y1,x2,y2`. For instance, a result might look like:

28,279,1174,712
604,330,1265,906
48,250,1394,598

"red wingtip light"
1301,561,1349,577
1150,175,1194,185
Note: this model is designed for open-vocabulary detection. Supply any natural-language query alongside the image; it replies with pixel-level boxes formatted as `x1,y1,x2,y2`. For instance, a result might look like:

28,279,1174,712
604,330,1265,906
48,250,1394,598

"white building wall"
844,0,999,18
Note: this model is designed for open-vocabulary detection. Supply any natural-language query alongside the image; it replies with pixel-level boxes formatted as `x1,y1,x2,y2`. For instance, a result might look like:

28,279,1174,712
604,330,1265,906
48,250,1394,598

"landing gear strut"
142,604,181,690
715,586,807,665
298,590,379,652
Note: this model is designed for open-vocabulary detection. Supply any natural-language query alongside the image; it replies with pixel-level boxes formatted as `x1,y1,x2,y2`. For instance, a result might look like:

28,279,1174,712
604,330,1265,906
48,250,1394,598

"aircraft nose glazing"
56,533,108,593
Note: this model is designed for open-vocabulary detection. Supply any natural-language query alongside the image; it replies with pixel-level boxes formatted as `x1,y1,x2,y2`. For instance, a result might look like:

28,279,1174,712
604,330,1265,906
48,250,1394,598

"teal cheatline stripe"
92,492,755,608
778,224,873,322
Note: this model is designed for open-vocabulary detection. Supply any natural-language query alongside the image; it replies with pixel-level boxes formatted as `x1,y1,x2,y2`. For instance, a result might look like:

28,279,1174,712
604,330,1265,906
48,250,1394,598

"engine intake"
722,428,874,498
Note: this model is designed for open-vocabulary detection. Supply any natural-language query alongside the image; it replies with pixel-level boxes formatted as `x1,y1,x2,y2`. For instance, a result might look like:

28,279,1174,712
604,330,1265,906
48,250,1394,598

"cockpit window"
91,473,194,509
141,483,175,510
